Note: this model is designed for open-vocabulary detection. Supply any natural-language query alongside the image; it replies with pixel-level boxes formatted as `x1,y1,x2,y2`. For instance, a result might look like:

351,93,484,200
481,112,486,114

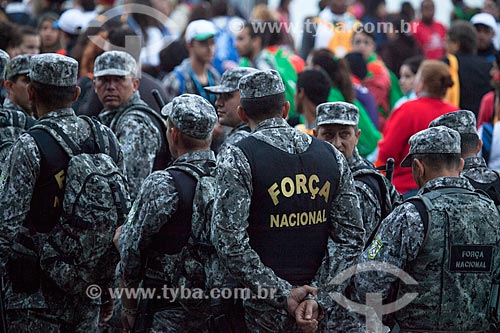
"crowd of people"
1,0,500,332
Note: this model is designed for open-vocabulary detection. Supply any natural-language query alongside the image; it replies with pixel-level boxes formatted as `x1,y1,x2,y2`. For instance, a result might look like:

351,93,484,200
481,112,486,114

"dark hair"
31,81,76,109
448,20,478,54
212,0,229,17
246,21,271,48
402,55,424,75
344,51,368,80
240,93,286,120
413,153,462,171
131,0,163,44
460,133,480,155
297,69,332,106
400,1,415,22
310,48,355,103
365,0,385,18
20,26,38,37
0,21,22,51
108,26,141,61
160,40,189,74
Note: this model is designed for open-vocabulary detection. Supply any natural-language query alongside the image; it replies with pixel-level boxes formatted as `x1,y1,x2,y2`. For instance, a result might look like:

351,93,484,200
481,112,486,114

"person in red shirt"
376,60,459,197
410,0,447,60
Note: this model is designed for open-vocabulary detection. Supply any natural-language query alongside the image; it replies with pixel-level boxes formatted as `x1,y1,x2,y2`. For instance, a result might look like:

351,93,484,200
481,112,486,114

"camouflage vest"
397,188,500,331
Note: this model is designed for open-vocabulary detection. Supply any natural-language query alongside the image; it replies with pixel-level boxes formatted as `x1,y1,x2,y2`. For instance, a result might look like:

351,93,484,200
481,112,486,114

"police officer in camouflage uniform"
0,53,125,331
94,50,169,200
315,102,401,244
0,51,35,163
429,110,500,205
3,54,34,116
117,94,217,332
204,67,258,149
211,69,365,332
355,126,500,332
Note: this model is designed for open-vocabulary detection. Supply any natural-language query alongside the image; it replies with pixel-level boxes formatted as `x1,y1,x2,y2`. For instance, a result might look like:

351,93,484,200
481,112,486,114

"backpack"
353,166,401,249
167,162,217,294
0,108,35,163
212,18,239,75
110,103,171,171
27,116,130,295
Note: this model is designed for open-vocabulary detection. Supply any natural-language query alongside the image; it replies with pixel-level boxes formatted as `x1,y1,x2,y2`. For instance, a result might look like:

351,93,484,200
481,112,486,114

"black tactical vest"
236,136,340,285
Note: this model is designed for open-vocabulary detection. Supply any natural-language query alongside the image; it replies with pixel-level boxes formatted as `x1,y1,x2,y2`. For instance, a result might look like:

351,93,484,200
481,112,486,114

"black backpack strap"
11,110,19,128
80,115,120,164
33,121,82,157
26,125,70,233
405,197,430,239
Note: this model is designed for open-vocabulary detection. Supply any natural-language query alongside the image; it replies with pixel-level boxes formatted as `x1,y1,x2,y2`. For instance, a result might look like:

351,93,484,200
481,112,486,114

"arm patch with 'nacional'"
449,245,494,273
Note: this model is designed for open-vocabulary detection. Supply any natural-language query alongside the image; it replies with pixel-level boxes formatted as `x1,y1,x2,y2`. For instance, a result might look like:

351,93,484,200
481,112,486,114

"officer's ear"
3,80,12,91
476,138,483,155
238,106,249,123
132,78,139,92
458,157,465,173
313,128,317,137
72,86,81,102
281,101,290,119
412,158,425,177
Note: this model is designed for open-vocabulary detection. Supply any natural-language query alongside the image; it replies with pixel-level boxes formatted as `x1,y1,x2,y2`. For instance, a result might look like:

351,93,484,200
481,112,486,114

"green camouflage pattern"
238,69,285,99
94,50,137,77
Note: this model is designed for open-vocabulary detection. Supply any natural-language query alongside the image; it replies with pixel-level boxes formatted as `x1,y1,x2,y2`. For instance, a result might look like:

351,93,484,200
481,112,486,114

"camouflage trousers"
150,305,210,333
6,306,99,332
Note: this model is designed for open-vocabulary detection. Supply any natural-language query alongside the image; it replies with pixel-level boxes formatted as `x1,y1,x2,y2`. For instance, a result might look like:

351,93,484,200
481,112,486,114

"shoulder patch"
367,236,383,260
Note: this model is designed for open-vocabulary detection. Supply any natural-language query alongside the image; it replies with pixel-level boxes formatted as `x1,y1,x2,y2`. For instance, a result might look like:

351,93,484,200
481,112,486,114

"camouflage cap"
401,126,461,167
6,54,32,81
316,102,359,127
0,49,11,81
161,94,217,139
239,69,285,99
428,110,477,135
29,53,78,86
205,67,259,94
94,51,137,77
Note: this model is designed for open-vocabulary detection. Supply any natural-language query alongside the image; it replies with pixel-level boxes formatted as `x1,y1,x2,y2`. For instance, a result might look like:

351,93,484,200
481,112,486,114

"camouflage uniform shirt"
117,149,216,287
99,92,161,200
221,121,251,148
211,117,365,331
0,108,124,309
3,98,26,114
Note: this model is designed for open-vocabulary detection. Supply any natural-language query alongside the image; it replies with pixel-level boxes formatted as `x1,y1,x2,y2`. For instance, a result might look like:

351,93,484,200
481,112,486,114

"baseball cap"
400,126,461,167
161,94,218,139
204,67,259,94
29,53,78,86
94,51,137,77
239,69,285,99
316,102,359,127
429,110,477,135
6,54,32,81
471,13,497,31
185,20,217,44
